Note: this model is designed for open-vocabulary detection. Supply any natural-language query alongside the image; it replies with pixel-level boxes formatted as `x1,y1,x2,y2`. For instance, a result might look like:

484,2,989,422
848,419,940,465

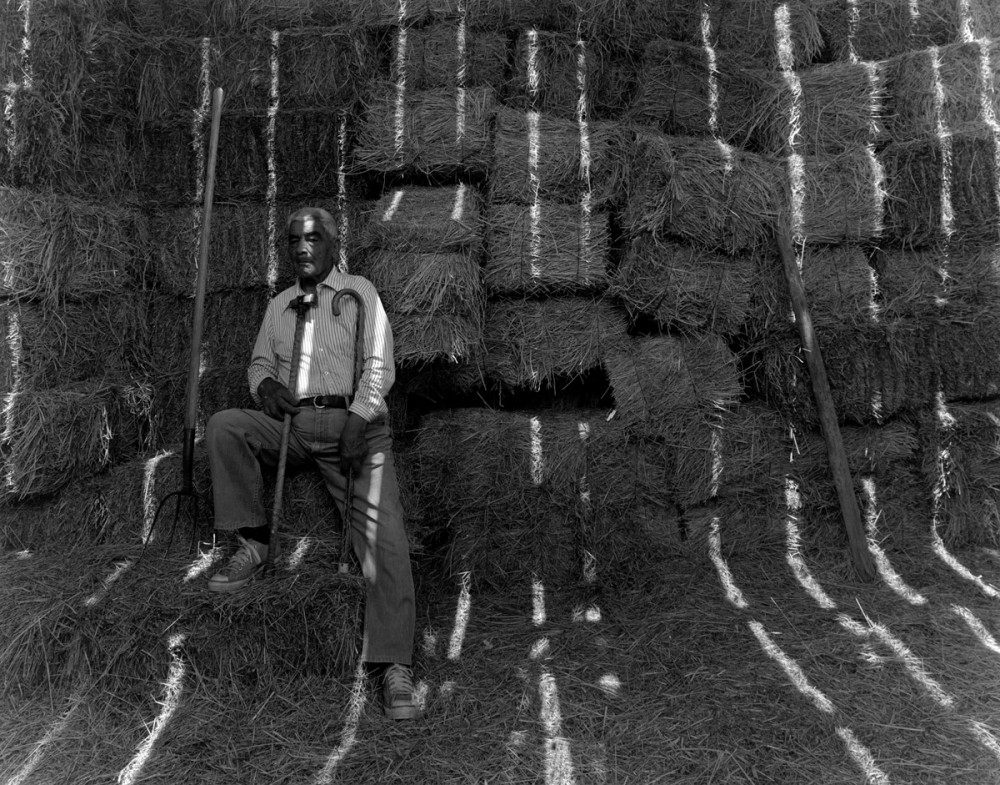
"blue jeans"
205,407,415,665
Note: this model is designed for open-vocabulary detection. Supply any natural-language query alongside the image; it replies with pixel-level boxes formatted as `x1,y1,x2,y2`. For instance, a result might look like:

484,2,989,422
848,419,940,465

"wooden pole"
776,228,876,581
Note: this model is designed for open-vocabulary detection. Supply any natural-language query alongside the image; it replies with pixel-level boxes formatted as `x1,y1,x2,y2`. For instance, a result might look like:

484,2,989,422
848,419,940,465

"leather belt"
298,395,349,410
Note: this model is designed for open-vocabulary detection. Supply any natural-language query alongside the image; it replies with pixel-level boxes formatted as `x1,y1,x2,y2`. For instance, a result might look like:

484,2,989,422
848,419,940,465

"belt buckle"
313,396,327,410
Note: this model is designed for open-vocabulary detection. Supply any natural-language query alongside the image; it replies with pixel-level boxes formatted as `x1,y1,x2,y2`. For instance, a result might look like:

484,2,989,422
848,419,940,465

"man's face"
288,216,336,283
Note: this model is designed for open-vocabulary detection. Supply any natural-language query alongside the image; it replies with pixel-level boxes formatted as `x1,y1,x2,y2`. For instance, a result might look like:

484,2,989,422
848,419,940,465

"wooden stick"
776,229,876,582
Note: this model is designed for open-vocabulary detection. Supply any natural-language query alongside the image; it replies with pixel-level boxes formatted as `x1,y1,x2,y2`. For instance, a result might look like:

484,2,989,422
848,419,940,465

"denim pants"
205,407,415,665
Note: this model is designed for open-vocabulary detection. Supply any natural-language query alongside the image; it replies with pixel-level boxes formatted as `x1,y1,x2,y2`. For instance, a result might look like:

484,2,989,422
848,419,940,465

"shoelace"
384,665,414,699
225,539,260,576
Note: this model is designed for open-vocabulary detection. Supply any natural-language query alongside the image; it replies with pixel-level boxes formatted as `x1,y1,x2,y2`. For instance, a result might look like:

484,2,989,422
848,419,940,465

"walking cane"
331,289,366,575
267,292,317,570
147,86,224,556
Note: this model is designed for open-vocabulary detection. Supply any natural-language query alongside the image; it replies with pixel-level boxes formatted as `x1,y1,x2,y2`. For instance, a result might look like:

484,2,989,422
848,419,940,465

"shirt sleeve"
349,280,396,423
247,299,279,406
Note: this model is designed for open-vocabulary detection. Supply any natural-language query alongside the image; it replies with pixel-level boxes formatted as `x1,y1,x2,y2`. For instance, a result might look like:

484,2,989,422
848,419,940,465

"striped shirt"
247,271,395,423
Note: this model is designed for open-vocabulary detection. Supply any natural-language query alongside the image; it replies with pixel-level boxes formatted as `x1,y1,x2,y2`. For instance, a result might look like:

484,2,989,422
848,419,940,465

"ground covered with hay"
3,516,1000,783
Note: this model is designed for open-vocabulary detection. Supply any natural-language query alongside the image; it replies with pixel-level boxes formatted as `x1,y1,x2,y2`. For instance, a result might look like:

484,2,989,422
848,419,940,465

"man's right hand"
258,378,299,420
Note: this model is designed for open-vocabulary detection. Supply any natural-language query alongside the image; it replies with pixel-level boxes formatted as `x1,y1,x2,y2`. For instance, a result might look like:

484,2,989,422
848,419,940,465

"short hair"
286,207,339,243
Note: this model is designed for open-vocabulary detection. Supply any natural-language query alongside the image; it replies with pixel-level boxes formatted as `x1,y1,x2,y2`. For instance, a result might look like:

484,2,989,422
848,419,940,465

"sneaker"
382,663,420,720
207,535,267,594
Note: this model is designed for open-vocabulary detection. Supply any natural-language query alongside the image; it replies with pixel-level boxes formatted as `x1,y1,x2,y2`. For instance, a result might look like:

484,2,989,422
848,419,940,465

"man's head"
286,207,339,285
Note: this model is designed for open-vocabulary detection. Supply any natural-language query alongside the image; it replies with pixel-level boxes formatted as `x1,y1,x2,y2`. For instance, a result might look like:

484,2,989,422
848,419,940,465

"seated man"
204,206,418,721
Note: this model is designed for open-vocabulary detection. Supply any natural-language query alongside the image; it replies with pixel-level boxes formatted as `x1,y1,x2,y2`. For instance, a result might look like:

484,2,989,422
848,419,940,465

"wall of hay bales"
3,0,1000,589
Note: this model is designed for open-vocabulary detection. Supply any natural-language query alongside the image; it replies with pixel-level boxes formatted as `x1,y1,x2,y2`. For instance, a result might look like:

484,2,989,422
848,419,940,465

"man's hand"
258,378,299,421
339,413,369,475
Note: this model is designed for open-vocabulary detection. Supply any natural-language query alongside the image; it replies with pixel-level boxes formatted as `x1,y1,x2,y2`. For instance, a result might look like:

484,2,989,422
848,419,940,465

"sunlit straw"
451,183,466,222
532,576,547,626
2,310,22,455
930,47,955,242
597,673,621,697
6,689,83,785
19,0,32,89
286,536,314,570
266,30,280,289
576,38,594,285
183,544,220,583
530,416,544,485
835,726,892,785
838,613,955,708
775,4,805,239
968,720,1000,764
952,605,1000,654
749,620,835,714
118,634,187,785
84,559,134,608
530,637,551,660
709,425,723,497
974,39,1000,237
699,3,720,135
456,0,467,145
311,661,368,784
447,571,472,660
393,13,408,160
539,671,576,784
193,38,211,205
784,503,837,610
709,516,749,609
860,477,927,605
142,452,173,542
845,0,860,63
957,0,974,42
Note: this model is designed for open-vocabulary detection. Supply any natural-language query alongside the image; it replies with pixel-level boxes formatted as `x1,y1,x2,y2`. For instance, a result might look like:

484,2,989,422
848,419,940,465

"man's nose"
295,239,309,255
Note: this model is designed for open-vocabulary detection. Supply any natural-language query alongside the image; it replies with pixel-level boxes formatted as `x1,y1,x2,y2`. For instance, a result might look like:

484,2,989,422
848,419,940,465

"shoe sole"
206,566,264,594
384,706,421,721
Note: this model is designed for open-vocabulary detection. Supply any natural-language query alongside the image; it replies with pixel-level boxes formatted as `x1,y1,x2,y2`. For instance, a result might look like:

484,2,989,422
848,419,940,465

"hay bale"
483,201,611,295
681,494,785,558
400,22,508,93
354,244,485,366
754,60,887,155
350,86,494,177
873,240,1000,318
751,319,937,425
625,129,780,254
0,541,364,694
273,109,350,199
610,232,755,335
931,309,1000,403
604,332,743,443
0,298,150,394
508,30,638,121
882,40,1000,144
412,407,666,590
0,187,149,304
137,118,199,203
491,105,630,207
816,0,1000,61
120,0,353,33
146,289,269,378
1,382,120,499
748,243,877,333
784,148,886,244
881,130,1000,248
151,363,255,447
920,399,1000,546
277,26,377,111
213,112,269,200
148,203,271,295
483,296,628,389
362,184,483,253
627,38,767,147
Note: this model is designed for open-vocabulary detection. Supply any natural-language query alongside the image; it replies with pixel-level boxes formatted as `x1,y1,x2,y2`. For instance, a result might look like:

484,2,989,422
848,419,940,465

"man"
204,206,418,721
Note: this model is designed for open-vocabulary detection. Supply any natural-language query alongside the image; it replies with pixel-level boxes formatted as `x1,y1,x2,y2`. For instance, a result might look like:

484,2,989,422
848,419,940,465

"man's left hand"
340,413,369,476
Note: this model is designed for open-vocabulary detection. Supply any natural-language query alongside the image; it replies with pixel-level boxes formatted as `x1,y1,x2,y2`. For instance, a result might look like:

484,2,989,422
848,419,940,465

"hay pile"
0,188,149,304
881,130,999,247
350,86,494,177
754,61,887,156
921,399,1000,546
483,296,628,389
610,233,755,336
412,407,677,591
625,130,780,254
747,243,878,333
627,38,766,146
508,30,637,121
355,185,485,365
0,381,155,500
816,0,1000,61
0,299,150,394
604,332,743,443
783,148,886,245
490,105,630,207
0,540,364,696
399,22,508,93
483,201,611,295
751,318,937,425
881,40,1000,144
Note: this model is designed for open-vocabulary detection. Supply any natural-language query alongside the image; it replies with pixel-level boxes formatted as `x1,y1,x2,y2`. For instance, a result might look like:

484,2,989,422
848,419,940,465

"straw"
401,23,508,93
277,26,377,111
362,184,483,253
